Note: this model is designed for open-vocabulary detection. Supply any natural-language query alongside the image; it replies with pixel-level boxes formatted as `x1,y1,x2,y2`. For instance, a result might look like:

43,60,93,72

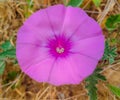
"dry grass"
0,0,120,100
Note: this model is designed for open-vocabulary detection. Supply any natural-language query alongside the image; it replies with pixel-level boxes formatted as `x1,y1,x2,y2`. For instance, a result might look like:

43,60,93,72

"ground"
0,0,120,100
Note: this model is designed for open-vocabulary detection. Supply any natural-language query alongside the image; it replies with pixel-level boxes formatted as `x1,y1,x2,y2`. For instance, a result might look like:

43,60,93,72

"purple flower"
16,5,105,86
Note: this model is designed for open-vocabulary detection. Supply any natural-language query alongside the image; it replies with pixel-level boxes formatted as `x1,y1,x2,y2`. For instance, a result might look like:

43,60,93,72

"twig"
98,0,115,24
35,86,49,99
114,0,120,11
65,93,86,100
0,81,14,88
49,85,52,99
85,10,101,14
100,62,120,73
0,72,22,97
82,0,91,9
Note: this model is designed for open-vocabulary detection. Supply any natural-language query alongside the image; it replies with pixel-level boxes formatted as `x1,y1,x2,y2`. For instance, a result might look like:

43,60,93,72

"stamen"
56,47,64,53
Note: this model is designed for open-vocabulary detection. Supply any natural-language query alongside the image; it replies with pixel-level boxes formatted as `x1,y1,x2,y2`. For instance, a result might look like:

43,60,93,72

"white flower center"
56,47,64,54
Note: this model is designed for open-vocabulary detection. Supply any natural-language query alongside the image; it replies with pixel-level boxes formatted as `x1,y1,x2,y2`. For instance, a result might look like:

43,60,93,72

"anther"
56,47,64,53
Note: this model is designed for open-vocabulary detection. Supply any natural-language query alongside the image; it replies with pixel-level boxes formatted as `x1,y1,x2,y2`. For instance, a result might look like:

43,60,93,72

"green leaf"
67,0,83,7
0,61,6,75
108,84,120,98
25,0,34,18
27,0,33,9
63,0,67,5
106,14,120,31
7,71,18,80
3,71,19,85
102,40,117,64
92,0,101,7
27,0,33,10
0,41,14,51
0,49,16,59
85,68,106,100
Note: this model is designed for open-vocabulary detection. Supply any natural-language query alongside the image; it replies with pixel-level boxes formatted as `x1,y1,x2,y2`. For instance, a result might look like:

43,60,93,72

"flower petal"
17,25,42,45
45,4,66,34
22,57,55,82
61,6,88,37
71,35,105,60
16,44,49,69
72,17,102,40
69,53,98,78
49,58,83,85
20,7,55,42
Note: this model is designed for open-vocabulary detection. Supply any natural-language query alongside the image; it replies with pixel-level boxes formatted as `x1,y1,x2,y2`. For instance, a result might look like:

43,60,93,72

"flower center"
47,35,72,58
56,47,64,53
